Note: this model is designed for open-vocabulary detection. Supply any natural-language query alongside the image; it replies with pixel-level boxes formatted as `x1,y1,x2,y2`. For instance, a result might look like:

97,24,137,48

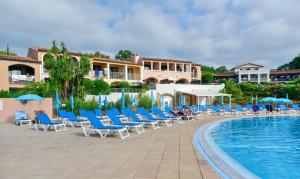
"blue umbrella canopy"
260,97,277,103
277,98,292,104
121,88,125,109
16,94,44,119
54,90,60,111
70,95,75,111
104,96,108,107
16,94,44,101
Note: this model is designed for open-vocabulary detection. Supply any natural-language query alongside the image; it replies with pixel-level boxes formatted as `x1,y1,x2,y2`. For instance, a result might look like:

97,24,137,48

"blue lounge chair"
64,112,91,128
138,108,172,127
106,109,145,134
152,107,183,123
164,106,194,121
84,111,129,139
35,113,67,132
244,104,253,112
210,106,224,115
94,109,102,117
14,110,32,126
290,104,300,113
123,108,160,129
235,105,247,115
278,104,289,114
223,106,234,115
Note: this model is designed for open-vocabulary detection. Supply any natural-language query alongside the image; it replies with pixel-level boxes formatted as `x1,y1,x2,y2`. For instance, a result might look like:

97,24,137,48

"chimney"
132,54,140,64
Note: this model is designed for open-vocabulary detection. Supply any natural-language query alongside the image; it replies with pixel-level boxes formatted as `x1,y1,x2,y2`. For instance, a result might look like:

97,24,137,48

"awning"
176,90,231,97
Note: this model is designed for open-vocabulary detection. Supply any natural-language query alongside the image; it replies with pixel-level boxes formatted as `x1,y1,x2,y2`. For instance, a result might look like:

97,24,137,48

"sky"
1,0,300,68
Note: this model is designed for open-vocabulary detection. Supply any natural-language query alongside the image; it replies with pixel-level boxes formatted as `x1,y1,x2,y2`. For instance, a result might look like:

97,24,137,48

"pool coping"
194,117,261,179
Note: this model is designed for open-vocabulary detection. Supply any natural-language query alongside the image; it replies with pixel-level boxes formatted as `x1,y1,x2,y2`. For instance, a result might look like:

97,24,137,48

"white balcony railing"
9,74,35,85
128,73,141,80
191,73,197,79
110,72,125,79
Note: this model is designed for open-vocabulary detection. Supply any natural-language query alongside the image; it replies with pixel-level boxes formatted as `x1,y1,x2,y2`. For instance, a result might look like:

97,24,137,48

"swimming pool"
196,116,300,179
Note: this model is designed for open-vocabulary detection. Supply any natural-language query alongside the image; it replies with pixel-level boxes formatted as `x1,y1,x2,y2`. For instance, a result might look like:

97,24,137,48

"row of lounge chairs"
16,107,198,139
187,103,300,115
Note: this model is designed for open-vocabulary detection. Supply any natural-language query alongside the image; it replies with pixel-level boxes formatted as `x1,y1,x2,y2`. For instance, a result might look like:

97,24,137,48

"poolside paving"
0,115,224,179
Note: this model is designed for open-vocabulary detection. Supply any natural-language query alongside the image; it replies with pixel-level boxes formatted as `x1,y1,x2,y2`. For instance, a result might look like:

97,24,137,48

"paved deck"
0,115,224,179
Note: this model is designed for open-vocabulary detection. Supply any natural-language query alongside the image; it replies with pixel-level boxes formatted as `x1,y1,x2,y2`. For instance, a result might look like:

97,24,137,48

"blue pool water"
211,116,300,179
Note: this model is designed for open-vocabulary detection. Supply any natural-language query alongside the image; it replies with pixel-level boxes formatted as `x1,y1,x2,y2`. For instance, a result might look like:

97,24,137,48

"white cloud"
0,0,300,68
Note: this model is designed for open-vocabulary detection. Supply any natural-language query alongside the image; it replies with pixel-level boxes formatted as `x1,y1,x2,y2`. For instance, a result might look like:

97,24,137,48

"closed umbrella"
229,96,232,107
160,95,164,109
54,90,60,112
16,94,44,119
251,95,253,104
286,93,289,99
104,96,108,107
98,95,102,115
180,93,184,106
221,94,224,105
150,90,154,111
121,88,125,109
131,94,135,107
255,95,258,105
70,95,75,112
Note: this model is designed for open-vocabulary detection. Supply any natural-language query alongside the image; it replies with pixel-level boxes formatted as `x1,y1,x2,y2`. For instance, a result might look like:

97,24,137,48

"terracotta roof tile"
142,57,192,63
270,69,300,75
93,57,141,66
231,63,264,71
213,72,237,77
0,55,41,64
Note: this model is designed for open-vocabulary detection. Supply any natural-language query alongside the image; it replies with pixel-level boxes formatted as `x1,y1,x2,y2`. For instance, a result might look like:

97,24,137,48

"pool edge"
193,117,260,179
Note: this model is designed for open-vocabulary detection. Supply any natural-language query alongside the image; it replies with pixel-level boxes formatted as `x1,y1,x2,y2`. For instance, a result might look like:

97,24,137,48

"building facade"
135,56,201,84
213,63,300,84
0,54,41,91
0,47,202,91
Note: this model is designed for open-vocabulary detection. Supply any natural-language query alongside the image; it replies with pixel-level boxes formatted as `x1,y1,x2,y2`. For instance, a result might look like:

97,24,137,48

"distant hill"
278,54,300,70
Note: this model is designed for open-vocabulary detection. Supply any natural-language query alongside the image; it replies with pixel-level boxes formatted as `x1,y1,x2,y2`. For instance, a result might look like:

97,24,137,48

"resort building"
26,48,144,84
0,47,203,91
133,55,201,84
213,63,300,84
0,54,41,91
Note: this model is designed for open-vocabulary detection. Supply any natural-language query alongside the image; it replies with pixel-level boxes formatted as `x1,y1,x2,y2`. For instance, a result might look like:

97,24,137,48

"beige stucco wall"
0,60,41,90
0,98,53,123
192,66,202,80
143,70,192,83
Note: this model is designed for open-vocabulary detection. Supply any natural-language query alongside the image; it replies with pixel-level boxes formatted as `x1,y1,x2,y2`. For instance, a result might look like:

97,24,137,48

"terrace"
8,64,35,85
0,117,220,179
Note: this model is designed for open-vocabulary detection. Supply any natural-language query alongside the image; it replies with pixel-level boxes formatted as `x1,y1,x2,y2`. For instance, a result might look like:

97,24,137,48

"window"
110,67,118,73
144,62,151,70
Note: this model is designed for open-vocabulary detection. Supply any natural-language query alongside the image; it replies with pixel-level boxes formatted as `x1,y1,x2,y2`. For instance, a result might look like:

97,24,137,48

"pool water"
211,116,300,179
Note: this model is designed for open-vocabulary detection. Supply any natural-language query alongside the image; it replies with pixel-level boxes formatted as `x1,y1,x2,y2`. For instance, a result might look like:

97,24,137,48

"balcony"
128,73,140,80
8,65,35,85
191,73,197,79
110,72,125,80
9,74,35,85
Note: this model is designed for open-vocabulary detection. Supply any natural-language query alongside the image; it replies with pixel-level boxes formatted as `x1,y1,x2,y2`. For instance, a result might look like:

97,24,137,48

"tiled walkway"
0,115,223,179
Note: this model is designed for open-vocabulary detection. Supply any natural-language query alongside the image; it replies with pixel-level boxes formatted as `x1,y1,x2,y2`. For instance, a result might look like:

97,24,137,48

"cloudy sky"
1,0,300,68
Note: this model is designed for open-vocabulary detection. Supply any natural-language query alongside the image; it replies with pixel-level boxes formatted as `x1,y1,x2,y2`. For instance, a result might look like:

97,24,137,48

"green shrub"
0,90,12,98
138,93,151,109
114,94,131,110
